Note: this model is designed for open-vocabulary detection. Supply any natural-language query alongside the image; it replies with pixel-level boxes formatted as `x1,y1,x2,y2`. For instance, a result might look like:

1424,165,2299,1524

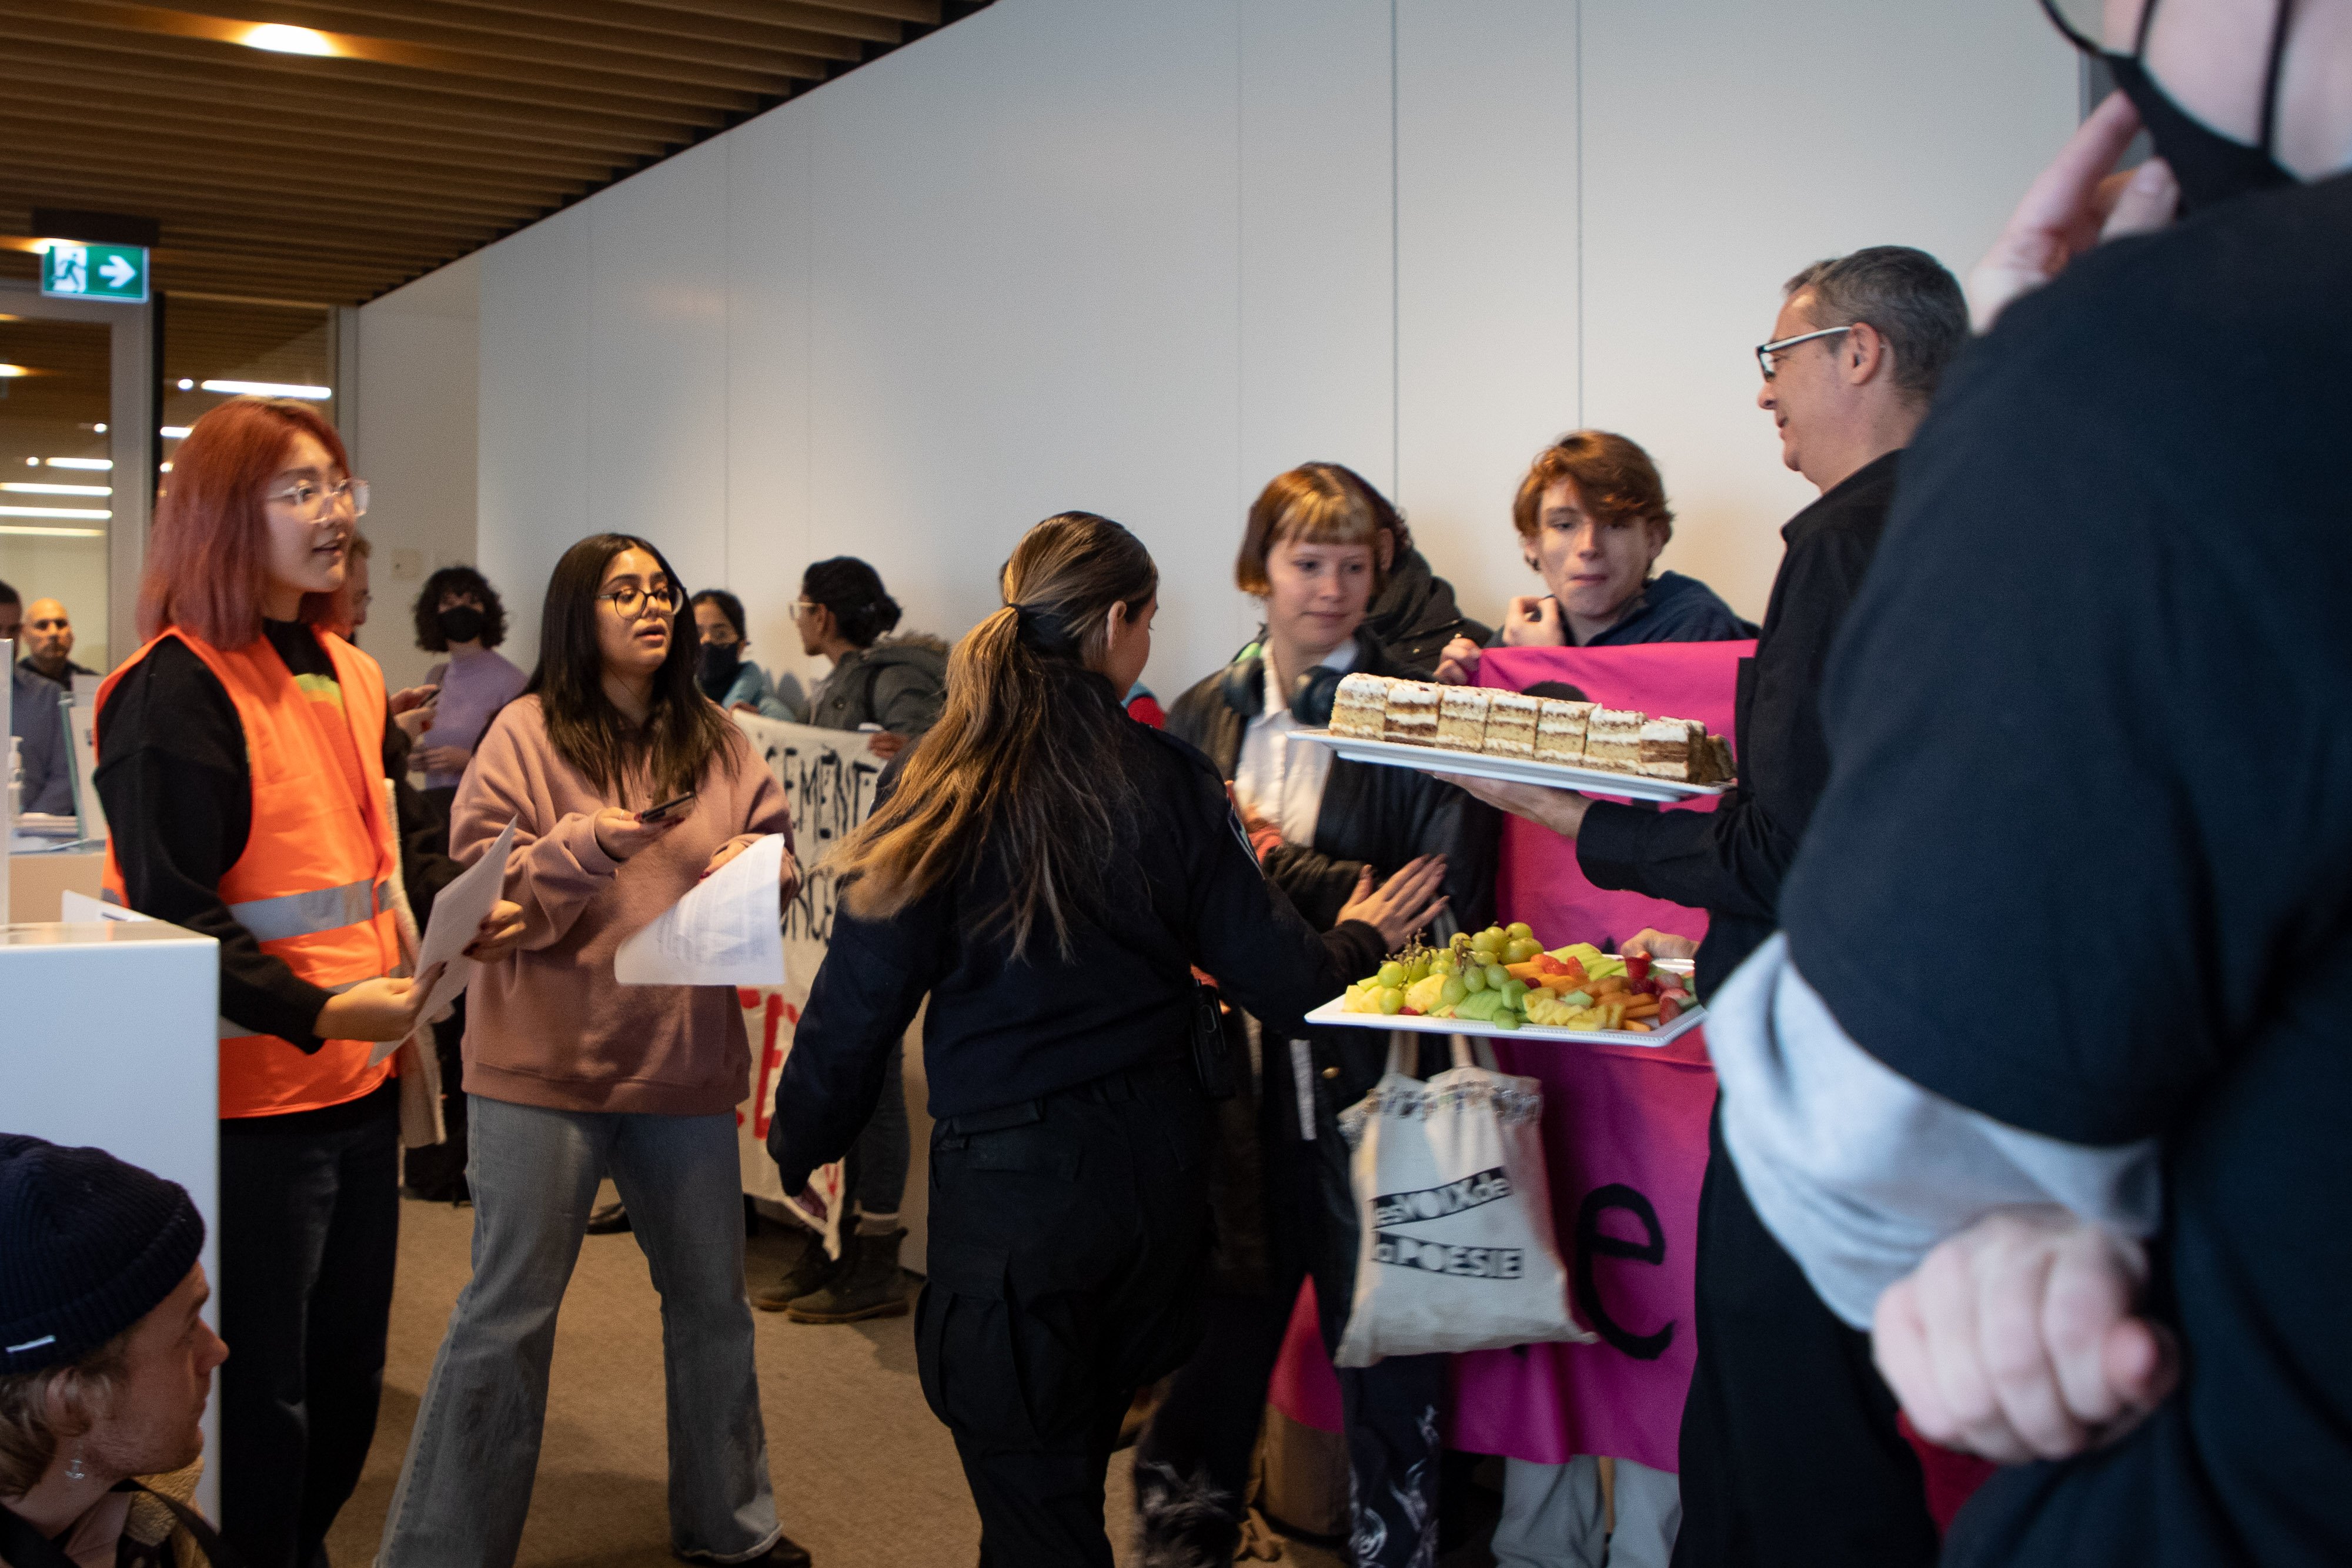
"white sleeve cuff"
1708,932,2161,1329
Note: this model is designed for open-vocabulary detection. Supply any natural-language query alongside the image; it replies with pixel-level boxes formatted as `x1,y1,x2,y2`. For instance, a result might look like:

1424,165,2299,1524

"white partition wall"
437,0,2077,694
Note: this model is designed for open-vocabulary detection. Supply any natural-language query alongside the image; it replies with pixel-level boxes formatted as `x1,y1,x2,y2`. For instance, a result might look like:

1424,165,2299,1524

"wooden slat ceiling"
0,0,987,307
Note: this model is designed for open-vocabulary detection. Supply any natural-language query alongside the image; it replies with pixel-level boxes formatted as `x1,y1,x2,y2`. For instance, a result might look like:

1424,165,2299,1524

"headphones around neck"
1218,632,1351,727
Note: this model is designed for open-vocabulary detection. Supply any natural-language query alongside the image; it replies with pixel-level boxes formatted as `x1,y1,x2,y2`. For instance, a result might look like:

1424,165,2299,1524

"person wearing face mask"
1445,249,1970,1568
1435,431,1753,689
1697,4,2352,1567
92,397,526,1567
406,565,529,808
1144,463,1495,1568
690,589,801,720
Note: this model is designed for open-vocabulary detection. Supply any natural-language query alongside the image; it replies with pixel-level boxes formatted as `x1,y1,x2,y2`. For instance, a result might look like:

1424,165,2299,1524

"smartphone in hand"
637,791,696,824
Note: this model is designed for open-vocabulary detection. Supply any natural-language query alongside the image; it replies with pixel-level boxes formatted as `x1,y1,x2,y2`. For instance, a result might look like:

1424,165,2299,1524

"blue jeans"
844,1038,911,1217
376,1097,784,1567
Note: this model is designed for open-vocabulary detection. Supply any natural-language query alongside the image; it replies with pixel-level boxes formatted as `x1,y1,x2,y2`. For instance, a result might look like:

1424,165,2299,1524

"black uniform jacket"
1575,450,1898,999
1165,630,1498,1108
768,670,1384,1193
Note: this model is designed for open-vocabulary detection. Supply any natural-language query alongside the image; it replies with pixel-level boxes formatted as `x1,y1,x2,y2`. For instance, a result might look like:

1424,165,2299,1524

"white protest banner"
727,714,902,1259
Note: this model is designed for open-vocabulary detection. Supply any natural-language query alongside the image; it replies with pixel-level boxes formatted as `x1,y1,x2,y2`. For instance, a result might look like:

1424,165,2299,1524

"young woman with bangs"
92,396,527,1567
376,534,811,1568
1147,463,1497,1568
765,512,1444,1566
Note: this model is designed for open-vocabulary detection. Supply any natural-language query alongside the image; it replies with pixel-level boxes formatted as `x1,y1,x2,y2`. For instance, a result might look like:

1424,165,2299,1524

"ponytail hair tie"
1011,602,1081,657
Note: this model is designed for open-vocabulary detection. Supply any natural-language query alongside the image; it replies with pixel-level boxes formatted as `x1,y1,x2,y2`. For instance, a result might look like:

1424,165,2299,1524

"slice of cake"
1703,734,1736,782
1535,699,1594,764
1482,691,1540,759
1382,680,1441,747
1330,672,1392,740
1437,687,1492,752
1582,707,1645,772
1638,717,1708,779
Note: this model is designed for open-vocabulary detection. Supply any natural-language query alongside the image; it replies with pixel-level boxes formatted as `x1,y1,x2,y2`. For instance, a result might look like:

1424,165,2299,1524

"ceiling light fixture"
44,457,113,470
0,364,32,379
161,426,192,439
0,506,112,520
0,526,106,539
1,483,112,496
177,378,195,390
241,23,337,55
199,379,331,399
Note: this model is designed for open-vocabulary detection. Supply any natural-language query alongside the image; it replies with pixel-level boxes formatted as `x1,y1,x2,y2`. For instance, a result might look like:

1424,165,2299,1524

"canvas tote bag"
1333,1033,1592,1366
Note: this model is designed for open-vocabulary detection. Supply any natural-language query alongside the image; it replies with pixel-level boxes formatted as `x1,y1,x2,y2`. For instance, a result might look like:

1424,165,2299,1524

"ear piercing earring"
65,1446,88,1482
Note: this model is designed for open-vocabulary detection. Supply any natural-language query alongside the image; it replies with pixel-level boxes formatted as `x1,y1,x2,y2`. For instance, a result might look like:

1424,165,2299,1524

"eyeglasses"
1755,325,1852,381
596,583,680,618
789,599,818,618
266,477,369,517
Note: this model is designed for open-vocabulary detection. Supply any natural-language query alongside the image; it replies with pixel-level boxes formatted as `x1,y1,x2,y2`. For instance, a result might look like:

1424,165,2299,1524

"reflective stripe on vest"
226,878,393,943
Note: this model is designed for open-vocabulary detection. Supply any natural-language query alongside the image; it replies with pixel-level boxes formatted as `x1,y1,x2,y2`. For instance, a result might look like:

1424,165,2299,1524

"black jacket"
767,670,1384,1192
1363,547,1492,676
1166,630,1498,1106
1576,449,1900,998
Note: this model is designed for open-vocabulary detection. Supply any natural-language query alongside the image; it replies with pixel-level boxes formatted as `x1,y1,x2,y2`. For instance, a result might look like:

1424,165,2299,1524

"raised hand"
1338,854,1450,950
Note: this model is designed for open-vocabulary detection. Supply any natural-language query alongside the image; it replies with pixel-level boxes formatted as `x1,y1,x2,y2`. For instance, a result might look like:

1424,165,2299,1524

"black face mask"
2053,0,2298,216
437,605,486,645
697,641,742,701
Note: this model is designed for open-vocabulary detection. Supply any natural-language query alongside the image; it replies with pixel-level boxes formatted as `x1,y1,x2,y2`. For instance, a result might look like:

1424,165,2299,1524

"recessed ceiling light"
44,457,112,470
242,23,336,55
161,427,192,439
177,378,195,390
93,422,108,433
0,506,112,520
199,379,331,399
0,363,31,379
1,483,112,496
0,526,106,539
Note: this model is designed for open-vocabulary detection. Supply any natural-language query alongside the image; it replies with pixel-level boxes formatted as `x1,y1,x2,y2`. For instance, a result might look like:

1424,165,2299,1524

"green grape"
1471,929,1504,955
1439,975,1468,1008
1378,987,1405,1015
1405,959,1431,984
1377,961,1408,988
1485,963,1510,991
1506,921,1534,941
1462,966,1487,994
1429,951,1457,975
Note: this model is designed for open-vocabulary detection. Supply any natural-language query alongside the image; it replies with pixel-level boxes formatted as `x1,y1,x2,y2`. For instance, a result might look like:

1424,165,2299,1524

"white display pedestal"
1,921,222,1514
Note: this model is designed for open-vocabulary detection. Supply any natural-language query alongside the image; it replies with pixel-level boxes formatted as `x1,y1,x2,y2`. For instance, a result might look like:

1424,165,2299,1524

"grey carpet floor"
325,1186,1372,1568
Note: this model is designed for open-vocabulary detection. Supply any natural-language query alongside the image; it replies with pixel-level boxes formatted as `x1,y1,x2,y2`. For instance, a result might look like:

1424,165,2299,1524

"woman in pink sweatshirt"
377,533,811,1568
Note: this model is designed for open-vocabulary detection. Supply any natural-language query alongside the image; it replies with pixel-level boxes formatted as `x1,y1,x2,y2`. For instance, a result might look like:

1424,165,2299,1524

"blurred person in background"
93,397,523,1567
691,588,800,720
0,1136,231,1566
739,557,949,1312
15,596,97,690
1707,4,2352,1566
3,579,74,817
1435,431,1752,689
407,565,529,812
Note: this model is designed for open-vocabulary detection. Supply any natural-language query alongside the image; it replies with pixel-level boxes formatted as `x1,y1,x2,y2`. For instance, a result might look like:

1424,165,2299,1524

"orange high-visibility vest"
99,626,403,1119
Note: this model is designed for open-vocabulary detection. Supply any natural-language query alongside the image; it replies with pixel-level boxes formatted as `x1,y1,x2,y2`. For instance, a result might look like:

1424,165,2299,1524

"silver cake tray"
1304,997,1706,1049
1295,729,1731,803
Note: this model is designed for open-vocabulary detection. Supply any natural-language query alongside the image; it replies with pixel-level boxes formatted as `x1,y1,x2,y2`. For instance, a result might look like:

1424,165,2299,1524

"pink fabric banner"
1268,641,1750,1473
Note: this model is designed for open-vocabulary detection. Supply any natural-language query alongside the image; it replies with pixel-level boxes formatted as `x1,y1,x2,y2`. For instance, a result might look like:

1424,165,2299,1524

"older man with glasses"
1447,244,1969,1568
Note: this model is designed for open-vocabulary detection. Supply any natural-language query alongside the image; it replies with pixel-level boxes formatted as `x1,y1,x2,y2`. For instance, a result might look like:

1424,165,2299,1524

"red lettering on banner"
751,994,790,1139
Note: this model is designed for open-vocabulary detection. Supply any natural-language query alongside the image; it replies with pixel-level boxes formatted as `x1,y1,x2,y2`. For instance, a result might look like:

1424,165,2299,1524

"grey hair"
1785,245,1969,406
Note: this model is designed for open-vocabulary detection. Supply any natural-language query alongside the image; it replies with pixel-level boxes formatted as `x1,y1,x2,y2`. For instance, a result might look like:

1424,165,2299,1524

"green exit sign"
41,242,150,303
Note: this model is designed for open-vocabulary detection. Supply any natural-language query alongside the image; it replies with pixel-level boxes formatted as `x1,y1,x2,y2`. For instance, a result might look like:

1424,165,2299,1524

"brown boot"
785,1227,910,1323
751,1233,840,1313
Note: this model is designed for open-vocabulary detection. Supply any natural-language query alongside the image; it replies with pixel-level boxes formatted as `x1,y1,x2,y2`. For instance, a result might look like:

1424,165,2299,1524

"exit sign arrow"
41,242,150,304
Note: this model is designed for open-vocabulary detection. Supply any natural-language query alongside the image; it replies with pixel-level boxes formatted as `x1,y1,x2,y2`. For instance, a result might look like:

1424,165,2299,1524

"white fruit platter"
1295,730,1730,803
1307,957,1705,1049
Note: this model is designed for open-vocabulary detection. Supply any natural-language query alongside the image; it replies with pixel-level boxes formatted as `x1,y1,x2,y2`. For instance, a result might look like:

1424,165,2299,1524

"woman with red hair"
93,396,523,1568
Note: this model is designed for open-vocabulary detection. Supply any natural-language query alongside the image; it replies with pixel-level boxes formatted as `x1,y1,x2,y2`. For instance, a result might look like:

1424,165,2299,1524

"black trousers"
1134,1035,1447,1568
1671,1109,1938,1568
916,1054,1216,1568
218,1089,402,1568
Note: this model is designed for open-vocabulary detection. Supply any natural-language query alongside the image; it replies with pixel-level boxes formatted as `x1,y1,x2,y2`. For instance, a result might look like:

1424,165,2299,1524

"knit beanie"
0,1135,205,1374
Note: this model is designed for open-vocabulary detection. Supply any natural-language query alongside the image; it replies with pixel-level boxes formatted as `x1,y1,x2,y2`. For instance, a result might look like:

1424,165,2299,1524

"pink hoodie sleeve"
452,706,621,952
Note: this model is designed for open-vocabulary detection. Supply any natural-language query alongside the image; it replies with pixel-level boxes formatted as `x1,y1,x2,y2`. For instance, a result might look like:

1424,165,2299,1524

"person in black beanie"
0,1135,231,1564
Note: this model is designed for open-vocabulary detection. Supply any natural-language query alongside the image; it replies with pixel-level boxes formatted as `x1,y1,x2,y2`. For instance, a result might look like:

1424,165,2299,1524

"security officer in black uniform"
768,512,1447,1567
